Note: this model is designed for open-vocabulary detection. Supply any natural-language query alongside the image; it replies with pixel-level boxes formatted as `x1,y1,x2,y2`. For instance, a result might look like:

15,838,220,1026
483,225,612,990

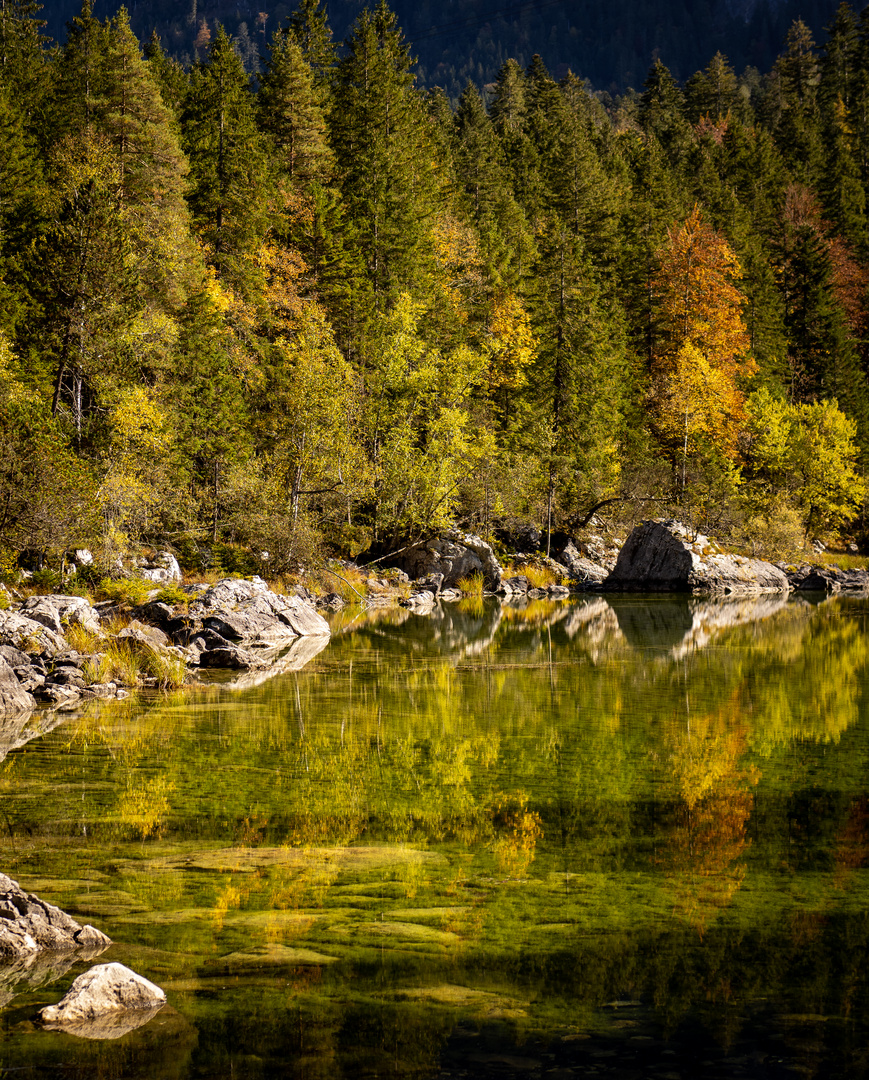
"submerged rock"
0,874,111,961
39,962,165,1025
606,521,790,595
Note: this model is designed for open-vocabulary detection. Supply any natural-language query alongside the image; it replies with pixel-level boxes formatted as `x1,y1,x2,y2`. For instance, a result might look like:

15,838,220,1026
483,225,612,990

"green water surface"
2,593,869,1078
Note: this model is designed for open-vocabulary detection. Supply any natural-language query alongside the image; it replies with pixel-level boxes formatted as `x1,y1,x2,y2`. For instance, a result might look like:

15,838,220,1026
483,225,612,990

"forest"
1,0,869,578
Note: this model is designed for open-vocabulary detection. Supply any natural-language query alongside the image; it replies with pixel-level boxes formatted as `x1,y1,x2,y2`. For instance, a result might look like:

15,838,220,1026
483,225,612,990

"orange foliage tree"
650,206,756,487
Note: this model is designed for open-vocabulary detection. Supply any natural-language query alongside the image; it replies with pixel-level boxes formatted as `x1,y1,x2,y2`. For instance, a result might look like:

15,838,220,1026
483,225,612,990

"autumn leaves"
649,206,864,539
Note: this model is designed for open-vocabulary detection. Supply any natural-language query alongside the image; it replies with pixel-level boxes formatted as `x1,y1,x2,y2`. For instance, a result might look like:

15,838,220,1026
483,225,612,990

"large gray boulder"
20,595,101,636
0,610,67,656
196,577,329,644
553,541,609,585
395,532,503,590
0,656,35,713
137,551,182,584
606,520,790,595
39,962,165,1025
0,874,111,961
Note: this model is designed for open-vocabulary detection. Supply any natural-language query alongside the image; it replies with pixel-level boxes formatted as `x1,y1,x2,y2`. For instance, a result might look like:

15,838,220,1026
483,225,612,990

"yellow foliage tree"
650,205,756,486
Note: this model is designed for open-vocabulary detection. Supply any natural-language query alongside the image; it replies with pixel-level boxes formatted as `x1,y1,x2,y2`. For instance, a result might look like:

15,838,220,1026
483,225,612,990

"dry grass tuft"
456,573,485,596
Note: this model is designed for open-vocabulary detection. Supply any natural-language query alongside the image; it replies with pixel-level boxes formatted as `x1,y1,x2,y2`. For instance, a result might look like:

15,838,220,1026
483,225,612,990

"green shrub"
154,583,188,608
99,577,152,606
29,568,61,593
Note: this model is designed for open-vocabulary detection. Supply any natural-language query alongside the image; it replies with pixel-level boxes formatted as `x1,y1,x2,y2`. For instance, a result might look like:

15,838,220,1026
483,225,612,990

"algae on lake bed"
2,595,869,1077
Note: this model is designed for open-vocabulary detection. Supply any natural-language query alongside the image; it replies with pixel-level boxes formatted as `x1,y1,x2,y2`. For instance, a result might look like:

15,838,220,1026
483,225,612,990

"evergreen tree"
49,0,107,140
523,228,629,543
0,0,47,121
547,73,624,278
143,31,188,124
779,184,869,451
258,32,332,187
685,52,748,124
639,59,693,165
489,57,542,221
451,81,532,288
774,20,824,185
329,1,441,302
286,0,335,91
182,26,270,288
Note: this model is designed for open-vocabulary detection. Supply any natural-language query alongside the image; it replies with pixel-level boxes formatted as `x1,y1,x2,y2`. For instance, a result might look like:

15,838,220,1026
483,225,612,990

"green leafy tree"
745,387,866,537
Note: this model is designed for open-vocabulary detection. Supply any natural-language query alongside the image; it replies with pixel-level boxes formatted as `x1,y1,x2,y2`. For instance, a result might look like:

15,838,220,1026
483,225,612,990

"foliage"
744,388,866,537
98,576,152,606
3,2,869,568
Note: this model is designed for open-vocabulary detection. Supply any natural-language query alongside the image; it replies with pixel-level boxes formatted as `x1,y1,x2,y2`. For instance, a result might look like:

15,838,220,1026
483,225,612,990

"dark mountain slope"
38,0,849,94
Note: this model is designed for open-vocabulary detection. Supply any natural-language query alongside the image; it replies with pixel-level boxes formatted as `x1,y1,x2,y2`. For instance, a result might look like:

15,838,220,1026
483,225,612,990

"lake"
2,592,869,1078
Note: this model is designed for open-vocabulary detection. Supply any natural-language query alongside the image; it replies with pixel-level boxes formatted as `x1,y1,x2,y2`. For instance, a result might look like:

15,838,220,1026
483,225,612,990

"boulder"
395,532,503,590
116,621,171,651
0,874,111,961
553,541,609,585
499,575,529,597
787,565,869,593
0,645,31,669
606,520,790,595
0,611,67,656
0,656,35,713
131,601,176,631
199,578,329,644
400,591,437,614
137,551,182,585
20,596,101,636
40,962,165,1025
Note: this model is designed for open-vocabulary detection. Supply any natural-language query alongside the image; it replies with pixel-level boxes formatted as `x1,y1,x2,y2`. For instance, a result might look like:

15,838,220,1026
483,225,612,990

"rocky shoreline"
1,521,867,719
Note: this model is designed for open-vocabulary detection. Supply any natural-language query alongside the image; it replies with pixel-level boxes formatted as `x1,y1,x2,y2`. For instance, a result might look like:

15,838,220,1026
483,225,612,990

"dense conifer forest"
1,0,868,577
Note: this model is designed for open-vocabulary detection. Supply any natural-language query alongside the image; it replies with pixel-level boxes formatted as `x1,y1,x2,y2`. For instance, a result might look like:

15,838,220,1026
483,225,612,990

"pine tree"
286,0,335,91
258,32,332,187
774,20,824,186
685,52,747,124
779,184,869,449
547,73,624,278
639,59,693,165
0,0,47,121
143,31,189,124
489,58,542,221
182,26,270,288
48,0,107,140
329,2,441,302
523,228,629,544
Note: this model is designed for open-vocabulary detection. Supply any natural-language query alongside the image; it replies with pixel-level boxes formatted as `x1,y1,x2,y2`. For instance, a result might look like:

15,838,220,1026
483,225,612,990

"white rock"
40,962,165,1023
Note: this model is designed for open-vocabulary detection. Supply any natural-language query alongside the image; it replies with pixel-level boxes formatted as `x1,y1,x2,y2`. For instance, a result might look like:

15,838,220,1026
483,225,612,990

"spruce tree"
774,20,824,186
258,32,332,187
0,0,47,122
489,58,542,221
329,1,440,302
639,59,693,166
182,26,270,288
143,31,189,124
286,0,335,91
451,81,533,288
